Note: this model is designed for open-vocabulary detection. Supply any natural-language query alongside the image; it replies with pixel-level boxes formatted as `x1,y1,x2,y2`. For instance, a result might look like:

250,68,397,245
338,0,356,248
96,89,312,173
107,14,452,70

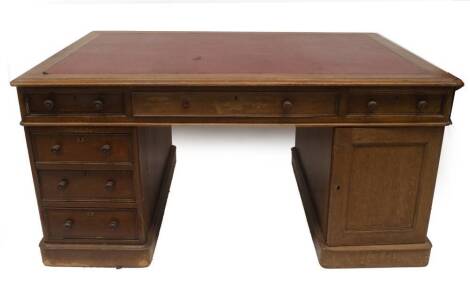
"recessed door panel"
327,127,443,246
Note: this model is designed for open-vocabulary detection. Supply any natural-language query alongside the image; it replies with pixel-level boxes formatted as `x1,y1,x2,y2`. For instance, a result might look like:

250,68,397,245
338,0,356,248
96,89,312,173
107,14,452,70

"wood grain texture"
294,128,333,235
17,86,456,126
38,145,177,267
31,130,132,163
24,125,175,266
136,127,172,233
327,127,443,246
38,170,134,202
44,208,138,241
24,88,126,115
295,127,444,249
292,147,432,268
132,90,338,117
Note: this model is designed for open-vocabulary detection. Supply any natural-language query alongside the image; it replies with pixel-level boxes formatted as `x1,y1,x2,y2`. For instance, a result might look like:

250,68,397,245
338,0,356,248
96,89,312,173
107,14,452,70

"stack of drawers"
19,88,174,267
30,127,140,243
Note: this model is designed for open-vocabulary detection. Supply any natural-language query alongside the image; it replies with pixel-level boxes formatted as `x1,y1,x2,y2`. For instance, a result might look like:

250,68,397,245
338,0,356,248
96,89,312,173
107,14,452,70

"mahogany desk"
11,31,463,268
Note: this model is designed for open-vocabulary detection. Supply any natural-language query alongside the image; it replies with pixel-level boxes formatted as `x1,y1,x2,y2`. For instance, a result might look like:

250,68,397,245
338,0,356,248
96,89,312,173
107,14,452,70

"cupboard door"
327,127,443,246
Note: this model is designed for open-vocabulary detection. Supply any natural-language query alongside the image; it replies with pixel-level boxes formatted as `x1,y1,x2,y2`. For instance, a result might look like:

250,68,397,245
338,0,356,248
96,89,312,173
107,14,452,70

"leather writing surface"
46,32,429,75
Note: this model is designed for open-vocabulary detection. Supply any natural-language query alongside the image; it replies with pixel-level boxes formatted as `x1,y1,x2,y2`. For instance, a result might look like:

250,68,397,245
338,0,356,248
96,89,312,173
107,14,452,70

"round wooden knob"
417,100,428,112
93,100,104,111
104,180,115,192
57,179,69,191
50,144,62,154
181,99,190,109
282,100,293,112
367,100,378,113
43,99,55,111
100,144,112,155
63,219,74,229
109,219,119,230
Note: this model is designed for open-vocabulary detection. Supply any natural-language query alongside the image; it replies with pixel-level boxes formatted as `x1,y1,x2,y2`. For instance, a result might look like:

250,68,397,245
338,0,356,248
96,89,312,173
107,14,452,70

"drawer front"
25,89,125,115
132,91,338,117
31,132,132,163
38,170,134,201
45,208,138,240
346,92,444,115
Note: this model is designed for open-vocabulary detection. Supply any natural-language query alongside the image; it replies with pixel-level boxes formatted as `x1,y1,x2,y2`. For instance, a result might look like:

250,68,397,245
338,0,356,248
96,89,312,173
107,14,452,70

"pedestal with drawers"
21,95,175,267
11,31,463,268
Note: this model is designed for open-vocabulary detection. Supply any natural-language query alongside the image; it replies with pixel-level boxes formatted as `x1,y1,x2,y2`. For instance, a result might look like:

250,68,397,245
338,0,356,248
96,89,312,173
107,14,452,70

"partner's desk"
11,32,463,268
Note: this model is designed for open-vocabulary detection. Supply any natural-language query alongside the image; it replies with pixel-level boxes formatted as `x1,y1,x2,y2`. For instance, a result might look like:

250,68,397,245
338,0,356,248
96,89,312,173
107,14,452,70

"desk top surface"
11,31,462,88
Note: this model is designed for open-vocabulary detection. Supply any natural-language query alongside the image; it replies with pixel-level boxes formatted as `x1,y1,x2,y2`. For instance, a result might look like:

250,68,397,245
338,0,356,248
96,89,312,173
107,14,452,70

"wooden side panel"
327,127,444,246
136,127,172,232
295,128,334,235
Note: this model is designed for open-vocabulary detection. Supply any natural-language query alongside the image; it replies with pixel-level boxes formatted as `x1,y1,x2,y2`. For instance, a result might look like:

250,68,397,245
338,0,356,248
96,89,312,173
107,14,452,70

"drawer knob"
104,179,115,192
100,144,112,155
57,179,69,191
417,100,428,112
109,219,119,230
50,144,62,154
282,100,293,112
367,100,378,113
43,99,55,111
63,219,74,229
93,100,104,111
181,99,190,109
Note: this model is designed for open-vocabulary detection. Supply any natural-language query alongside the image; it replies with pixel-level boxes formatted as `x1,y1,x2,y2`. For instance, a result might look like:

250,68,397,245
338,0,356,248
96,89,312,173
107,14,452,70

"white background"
1,1,469,286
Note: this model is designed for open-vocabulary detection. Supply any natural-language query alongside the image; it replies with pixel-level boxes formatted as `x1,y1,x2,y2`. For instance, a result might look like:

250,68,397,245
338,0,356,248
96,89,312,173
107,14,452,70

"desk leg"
293,127,444,268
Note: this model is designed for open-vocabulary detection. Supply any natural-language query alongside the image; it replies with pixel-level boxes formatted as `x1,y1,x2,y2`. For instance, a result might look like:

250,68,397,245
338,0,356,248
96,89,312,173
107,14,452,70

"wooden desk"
11,31,463,268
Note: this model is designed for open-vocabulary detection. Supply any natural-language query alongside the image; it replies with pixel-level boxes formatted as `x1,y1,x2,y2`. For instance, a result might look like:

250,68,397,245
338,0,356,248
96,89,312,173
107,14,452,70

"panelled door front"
326,127,444,246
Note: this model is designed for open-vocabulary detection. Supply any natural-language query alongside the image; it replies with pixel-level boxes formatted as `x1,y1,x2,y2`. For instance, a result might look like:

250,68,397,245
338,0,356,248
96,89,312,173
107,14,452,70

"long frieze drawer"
345,90,445,115
23,88,126,115
132,91,339,117
38,170,134,202
31,131,132,163
44,208,138,240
